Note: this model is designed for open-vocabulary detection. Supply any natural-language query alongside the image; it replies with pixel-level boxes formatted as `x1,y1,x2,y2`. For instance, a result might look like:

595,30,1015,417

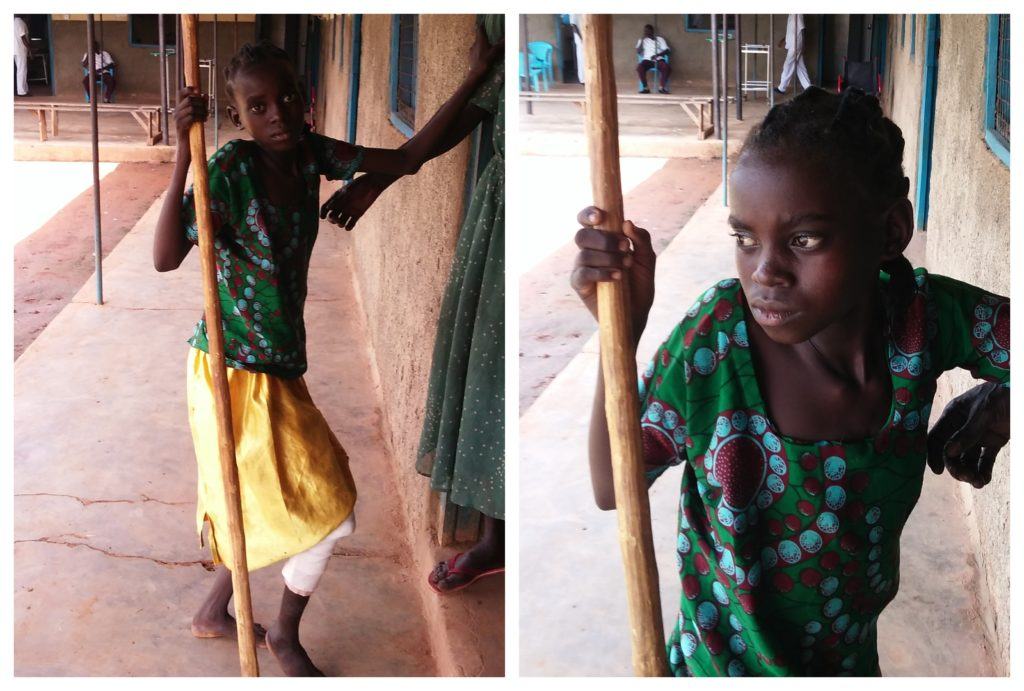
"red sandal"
427,552,505,595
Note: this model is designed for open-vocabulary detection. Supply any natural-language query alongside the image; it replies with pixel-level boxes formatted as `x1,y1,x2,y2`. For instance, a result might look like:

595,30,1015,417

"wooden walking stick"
581,15,668,676
181,14,260,677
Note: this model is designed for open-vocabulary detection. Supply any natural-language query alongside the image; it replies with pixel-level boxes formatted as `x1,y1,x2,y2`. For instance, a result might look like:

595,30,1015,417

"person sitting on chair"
81,41,116,103
636,24,670,94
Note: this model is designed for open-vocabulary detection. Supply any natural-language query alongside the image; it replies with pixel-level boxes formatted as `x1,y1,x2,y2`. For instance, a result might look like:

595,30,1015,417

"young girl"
572,87,1009,676
153,33,502,676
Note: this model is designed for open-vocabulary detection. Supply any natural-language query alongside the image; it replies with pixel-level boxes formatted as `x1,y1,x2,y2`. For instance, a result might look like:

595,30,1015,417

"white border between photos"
3,1,1023,689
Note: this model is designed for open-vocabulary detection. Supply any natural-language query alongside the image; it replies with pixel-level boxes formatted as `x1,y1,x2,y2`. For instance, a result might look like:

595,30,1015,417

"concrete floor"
12,187,498,675
518,176,998,676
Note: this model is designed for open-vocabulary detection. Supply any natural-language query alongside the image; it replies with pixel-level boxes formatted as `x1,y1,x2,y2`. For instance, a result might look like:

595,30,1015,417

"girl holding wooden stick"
572,87,1009,676
153,31,501,676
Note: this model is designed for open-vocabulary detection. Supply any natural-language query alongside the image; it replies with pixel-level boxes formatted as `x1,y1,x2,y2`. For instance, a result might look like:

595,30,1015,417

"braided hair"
739,86,915,317
223,40,293,102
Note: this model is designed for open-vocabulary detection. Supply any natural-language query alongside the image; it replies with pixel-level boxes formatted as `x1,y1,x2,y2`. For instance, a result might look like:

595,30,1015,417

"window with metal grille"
129,15,176,48
984,14,1010,167
389,15,417,137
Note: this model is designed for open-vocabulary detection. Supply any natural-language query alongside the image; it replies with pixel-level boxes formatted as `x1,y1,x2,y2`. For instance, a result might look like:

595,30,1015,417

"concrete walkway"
519,182,997,676
13,194,441,675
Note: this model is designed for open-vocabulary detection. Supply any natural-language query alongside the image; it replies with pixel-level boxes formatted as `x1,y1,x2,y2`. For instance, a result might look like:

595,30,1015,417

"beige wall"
50,16,254,103
885,14,1010,673
315,14,477,548
525,14,821,89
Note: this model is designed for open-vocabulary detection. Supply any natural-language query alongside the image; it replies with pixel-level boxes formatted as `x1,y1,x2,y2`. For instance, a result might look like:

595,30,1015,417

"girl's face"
227,59,306,153
727,153,892,345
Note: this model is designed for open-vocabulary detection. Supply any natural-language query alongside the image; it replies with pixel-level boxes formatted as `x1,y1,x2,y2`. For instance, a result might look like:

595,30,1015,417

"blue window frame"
389,15,417,138
984,14,1010,167
684,14,735,37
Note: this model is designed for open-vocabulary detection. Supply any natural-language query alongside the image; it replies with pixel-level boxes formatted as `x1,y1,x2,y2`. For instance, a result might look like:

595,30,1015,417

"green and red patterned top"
639,270,1009,676
181,133,364,378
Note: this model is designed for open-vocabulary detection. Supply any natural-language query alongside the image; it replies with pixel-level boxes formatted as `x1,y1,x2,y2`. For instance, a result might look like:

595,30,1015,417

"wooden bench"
520,91,735,140
14,101,164,146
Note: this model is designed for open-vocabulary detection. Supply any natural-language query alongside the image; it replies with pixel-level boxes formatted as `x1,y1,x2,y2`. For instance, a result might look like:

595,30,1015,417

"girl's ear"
226,104,243,130
880,197,914,262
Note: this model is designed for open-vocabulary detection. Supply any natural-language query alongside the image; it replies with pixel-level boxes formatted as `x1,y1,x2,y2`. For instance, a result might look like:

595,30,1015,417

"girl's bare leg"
191,566,267,645
266,587,324,676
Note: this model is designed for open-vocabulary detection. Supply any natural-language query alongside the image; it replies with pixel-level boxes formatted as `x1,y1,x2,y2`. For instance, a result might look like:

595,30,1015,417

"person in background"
81,40,116,103
14,15,31,97
775,13,811,95
636,23,671,94
570,14,585,85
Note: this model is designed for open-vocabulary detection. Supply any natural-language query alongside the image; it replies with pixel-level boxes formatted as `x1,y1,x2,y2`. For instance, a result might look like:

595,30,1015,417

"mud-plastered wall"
885,14,1010,673
49,15,254,103
316,14,478,545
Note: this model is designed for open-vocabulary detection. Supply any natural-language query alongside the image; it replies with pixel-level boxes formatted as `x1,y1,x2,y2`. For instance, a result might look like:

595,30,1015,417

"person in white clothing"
636,24,671,93
776,13,811,94
81,40,116,102
570,14,585,84
13,15,31,97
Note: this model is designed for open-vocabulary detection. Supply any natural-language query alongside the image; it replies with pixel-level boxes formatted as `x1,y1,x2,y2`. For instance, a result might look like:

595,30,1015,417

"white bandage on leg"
281,513,356,596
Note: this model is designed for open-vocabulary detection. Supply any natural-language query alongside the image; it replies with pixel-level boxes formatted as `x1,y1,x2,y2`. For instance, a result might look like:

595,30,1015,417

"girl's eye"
283,93,296,103
730,232,757,248
249,104,265,114
792,233,823,249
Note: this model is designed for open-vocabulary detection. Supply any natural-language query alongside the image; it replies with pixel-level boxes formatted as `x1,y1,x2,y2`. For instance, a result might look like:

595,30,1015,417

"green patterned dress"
640,270,1009,676
181,133,364,377
415,15,505,520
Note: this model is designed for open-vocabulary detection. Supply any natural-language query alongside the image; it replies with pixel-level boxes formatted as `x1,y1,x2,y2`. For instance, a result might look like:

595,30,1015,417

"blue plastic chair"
519,50,547,92
528,41,555,87
637,54,669,92
83,65,114,102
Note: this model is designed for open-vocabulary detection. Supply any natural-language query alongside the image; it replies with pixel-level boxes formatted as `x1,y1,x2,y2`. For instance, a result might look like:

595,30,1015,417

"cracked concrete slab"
14,193,438,676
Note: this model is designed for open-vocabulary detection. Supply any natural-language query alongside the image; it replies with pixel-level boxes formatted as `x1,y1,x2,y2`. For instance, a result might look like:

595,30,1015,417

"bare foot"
191,611,268,649
266,625,325,676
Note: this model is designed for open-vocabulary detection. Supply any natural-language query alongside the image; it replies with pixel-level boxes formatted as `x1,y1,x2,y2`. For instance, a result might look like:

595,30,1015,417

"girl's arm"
356,25,502,177
153,87,205,272
321,105,489,229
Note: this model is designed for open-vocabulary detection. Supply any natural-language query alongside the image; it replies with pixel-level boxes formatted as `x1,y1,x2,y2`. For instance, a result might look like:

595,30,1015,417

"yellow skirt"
187,348,357,571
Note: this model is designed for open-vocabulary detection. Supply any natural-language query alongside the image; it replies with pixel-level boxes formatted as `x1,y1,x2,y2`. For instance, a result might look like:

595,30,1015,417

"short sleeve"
928,273,1010,387
469,53,504,115
658,37,668,53
307,131,365,181
638,326,691,485
180,143,241,245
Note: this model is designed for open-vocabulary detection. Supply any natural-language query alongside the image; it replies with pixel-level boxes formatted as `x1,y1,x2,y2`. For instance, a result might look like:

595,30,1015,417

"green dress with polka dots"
640,270,1009,676
415,14,505,520
181,133,363,378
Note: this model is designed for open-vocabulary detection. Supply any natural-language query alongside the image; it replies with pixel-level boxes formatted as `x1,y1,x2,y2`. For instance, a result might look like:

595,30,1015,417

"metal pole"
521,14,532,114
87,15,103,305
735,14,742,120
769,15,775,108
176,16,183,91
721,16,728,206
159,15,168,146
711,14,720,139
213,14,219,149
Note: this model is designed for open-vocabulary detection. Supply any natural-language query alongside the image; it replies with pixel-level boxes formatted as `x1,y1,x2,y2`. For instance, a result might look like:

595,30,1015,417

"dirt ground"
13,162,171,360
518,156,725,411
